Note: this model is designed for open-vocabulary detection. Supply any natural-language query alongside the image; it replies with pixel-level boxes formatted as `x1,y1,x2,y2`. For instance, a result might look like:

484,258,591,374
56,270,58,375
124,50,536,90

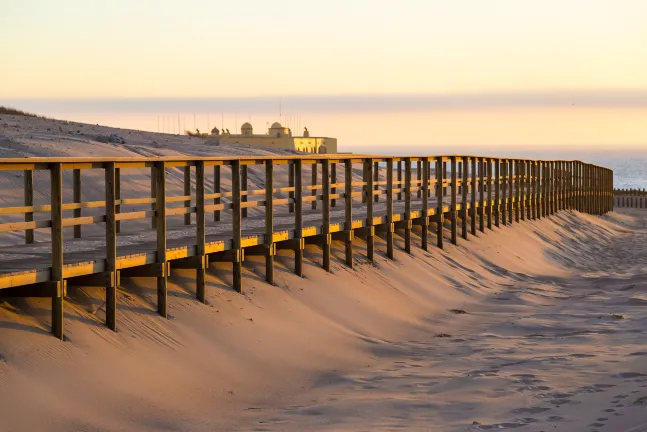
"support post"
196,161,207,302
331,162,337,208
242,165,248,218
471,157,477,234
366,159,375,261
288,162,295,213
265,160,274,284
487,158,493,229
51,163,64,340
386,158,395,259
404,158,412,253
479,158,485,232
450,156,457,244
436,157,444,249
311,162,318,210
501,159,507,225
105,162,117,331
155,162,168,316
214,165,221,221
344,158,353,268
322,159,331,271
461,157,468,239
422,157,430,249
494,158,500,227
295,160,304,276
24,169,34,244
73,169,82,238
184,165,191,225
115,168,121,233
232,161,243,291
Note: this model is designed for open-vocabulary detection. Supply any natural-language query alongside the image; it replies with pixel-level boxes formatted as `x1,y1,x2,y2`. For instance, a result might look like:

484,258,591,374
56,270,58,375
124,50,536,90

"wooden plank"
155,162,168,317
24,169,34,244
51,163,64,340
501,159,507,225
105,162,117,331
515,160,521,222
265,160,274,283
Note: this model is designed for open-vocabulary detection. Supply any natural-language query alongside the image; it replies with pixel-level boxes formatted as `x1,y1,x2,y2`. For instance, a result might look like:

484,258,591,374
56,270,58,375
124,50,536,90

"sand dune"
1,116,647,431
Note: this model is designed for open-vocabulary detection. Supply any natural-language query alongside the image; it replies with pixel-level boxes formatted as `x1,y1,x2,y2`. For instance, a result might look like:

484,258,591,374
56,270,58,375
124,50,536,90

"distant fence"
614,189,647,208
0,156,613,339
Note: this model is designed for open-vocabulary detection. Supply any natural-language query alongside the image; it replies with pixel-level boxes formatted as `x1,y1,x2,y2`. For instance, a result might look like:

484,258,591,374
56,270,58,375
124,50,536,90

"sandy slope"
2,116,647,431
1,205,646,431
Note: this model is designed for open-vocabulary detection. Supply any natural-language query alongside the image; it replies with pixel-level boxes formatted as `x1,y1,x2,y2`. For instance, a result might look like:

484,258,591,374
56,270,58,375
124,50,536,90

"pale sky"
2,0,647,150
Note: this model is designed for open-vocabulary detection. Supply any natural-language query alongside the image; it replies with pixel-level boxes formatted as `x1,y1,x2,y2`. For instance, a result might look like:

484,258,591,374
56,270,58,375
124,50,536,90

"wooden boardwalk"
0,155,613,339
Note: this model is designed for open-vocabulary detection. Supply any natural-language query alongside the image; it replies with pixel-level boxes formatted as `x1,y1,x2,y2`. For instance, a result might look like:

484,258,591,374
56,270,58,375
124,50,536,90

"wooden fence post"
184,166,191,225
322,159,331,271
265,160,274,284
404,158,412,253
471,157,477,234
487,158,493,229
24,169,34,244
461,157,469,238
436,157,445,248
450,156,458,244
386,158,395,259
232,161,243,292
214,165,221,221
344,158,353,268
51,163,64,340
196,161,207,302
242,165,248,218
366,159,375,261
422,157,430,249
294,159,304,276
155,161,168,316
311,162,318,210
115,168,121,233
105,162,117,331
73,169,82,238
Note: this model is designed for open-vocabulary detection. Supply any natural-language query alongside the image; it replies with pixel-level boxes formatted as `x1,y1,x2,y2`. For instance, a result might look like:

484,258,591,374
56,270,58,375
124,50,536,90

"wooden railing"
0,156,613,339
614,189,647,208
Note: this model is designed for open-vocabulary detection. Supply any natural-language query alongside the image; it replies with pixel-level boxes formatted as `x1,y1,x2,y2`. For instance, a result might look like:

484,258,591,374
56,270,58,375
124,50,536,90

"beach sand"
1,116,647,431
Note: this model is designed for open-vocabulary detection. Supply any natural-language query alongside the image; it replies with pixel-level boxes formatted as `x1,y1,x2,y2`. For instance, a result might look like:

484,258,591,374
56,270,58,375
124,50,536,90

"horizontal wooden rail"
0,155,613,340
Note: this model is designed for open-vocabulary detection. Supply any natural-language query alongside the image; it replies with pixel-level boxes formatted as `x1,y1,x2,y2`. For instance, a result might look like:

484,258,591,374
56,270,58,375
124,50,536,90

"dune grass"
0,106,41,117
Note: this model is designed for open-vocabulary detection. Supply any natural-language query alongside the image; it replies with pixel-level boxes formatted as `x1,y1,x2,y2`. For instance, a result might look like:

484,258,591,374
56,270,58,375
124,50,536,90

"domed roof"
270,122,282,129
241,122,252,129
